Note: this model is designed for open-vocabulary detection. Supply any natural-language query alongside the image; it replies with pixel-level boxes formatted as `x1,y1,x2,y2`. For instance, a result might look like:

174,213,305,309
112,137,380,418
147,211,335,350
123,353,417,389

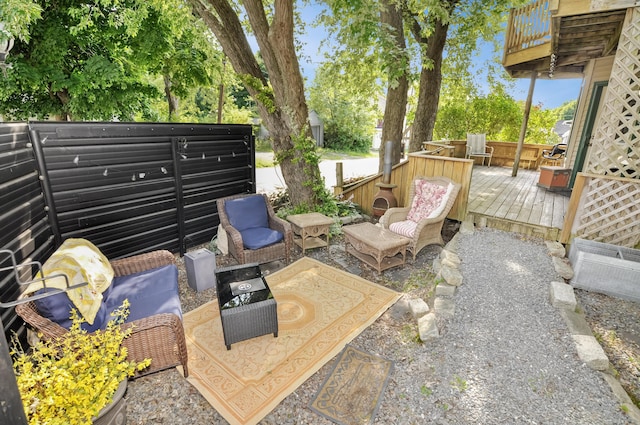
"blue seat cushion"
240,227,284,250
105,264,182,323
34,288,108,332
224,195,269,232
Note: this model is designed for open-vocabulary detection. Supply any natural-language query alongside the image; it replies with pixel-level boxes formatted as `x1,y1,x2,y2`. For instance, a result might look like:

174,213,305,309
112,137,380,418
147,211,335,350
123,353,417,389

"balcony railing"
504,0,552,55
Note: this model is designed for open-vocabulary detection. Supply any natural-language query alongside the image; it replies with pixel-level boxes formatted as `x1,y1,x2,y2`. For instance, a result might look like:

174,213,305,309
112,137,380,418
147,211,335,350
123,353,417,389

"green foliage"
525,105,562,145
556,99,577,121
435,88,564,145
0,0,42,42
308,63,378,153
434,91,521,141
0,0,227,122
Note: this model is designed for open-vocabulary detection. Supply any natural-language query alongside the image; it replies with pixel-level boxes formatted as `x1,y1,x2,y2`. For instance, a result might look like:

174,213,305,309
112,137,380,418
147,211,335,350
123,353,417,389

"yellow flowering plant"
11,300,151,425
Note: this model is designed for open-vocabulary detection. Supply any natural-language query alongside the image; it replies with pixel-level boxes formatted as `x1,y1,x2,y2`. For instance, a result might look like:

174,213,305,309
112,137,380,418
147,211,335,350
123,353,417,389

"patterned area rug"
179,257,400,425
309,345,394,425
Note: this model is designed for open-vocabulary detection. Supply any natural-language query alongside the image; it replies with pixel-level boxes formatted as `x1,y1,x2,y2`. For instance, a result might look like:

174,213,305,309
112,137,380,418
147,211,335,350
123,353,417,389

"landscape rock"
550,281,577,310
418,313,439,341
545,240,566,258
572,335,609,370
559,309,593,336
444,233,460,253
459,220,475,235
440,249,461,265
441,264,463,287
435,283,456,297
408,298,430,319
552,256,575,280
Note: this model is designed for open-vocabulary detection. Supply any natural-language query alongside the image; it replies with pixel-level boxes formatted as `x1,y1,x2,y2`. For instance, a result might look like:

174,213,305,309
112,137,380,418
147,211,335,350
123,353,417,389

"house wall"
566,55,615,170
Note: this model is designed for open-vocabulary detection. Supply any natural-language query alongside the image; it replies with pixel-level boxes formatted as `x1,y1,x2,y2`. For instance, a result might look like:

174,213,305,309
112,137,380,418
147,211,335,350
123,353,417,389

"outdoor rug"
309,345,394,425
179,257,400,425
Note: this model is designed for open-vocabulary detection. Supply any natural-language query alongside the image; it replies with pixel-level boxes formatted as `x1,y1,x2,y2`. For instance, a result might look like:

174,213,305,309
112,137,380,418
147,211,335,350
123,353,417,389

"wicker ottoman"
343,222,410,273
215,263,278,350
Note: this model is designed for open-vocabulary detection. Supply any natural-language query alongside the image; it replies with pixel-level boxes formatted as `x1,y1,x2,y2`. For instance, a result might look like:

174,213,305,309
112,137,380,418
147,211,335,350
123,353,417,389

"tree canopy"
0,0,219,121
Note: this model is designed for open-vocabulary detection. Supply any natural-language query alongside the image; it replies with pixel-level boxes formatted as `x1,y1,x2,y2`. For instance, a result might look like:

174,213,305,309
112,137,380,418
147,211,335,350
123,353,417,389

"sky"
293,2,583,111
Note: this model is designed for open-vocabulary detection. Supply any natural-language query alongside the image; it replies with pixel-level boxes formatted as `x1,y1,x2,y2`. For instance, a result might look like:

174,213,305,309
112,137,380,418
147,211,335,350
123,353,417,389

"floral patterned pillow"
406,180,448,223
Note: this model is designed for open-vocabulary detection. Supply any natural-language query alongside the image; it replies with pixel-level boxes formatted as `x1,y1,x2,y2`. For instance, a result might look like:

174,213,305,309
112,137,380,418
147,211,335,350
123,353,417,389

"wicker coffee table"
287,212,334,254
215,263,278,350
342,222,410,273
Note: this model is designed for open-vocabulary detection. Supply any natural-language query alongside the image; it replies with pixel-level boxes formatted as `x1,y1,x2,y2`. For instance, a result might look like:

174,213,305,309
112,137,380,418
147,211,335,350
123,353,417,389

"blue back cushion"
224,195,268,232
34,288,108,332
106,264,182,322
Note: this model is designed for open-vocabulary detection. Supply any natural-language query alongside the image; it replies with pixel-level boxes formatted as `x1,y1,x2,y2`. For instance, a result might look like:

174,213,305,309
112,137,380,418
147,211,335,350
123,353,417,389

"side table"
215,263,278,350
342,222,410,273
287,212,334,254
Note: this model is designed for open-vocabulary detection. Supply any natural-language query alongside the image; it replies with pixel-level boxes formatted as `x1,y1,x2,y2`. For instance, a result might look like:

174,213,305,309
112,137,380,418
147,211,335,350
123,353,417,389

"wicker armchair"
217,193,292,265
16,250,189,378
380,176,460,261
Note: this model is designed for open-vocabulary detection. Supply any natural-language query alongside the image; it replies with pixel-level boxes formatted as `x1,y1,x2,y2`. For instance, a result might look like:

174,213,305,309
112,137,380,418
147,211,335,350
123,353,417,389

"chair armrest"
15,301,68,340
121,312,188,376
486,146,494,154
110,250,175,277
219,222,246,263
268,215,292,238
379,207,410,228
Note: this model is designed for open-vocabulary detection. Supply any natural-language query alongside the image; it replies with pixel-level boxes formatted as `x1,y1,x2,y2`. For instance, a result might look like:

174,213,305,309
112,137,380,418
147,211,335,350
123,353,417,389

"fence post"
334,162,343,195
29,128,61,247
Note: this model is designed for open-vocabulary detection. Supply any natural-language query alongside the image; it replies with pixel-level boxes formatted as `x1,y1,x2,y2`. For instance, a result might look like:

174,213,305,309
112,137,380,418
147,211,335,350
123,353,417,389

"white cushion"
389,220,417,238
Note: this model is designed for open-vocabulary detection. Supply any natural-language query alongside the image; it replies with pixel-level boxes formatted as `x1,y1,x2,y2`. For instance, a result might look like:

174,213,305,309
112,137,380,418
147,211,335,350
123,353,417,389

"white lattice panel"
586,7,640,179
574,177,640,247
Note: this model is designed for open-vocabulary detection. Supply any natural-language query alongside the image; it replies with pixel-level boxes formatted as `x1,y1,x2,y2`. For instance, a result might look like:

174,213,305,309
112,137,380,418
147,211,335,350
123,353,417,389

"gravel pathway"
126,227,637,424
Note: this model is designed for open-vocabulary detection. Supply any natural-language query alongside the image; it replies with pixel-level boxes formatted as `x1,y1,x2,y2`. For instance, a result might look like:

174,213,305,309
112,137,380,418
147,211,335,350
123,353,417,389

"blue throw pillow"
224,195,269,232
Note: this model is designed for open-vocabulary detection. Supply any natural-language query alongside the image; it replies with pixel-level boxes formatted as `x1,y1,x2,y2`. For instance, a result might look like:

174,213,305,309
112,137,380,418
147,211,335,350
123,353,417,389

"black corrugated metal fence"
1,121,255,337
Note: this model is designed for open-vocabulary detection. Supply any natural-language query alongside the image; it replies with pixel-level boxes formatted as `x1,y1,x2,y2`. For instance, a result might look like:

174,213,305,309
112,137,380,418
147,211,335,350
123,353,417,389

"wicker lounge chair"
379,176,460,261
16,250,189,378
217,193,292,265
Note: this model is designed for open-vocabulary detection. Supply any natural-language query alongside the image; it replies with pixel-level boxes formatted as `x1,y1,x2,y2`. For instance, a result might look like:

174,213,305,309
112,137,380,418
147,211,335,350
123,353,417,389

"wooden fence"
560,172,640,249
431,140,555,169
339,153,474,222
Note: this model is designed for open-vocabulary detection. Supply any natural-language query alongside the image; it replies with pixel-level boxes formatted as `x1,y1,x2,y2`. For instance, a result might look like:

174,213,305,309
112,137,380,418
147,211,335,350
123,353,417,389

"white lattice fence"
570,174,640,248
586,7,640,178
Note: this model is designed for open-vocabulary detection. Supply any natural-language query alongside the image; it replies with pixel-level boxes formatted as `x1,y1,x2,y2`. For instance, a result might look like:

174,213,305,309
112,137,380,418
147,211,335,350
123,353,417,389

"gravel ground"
126,225,640,424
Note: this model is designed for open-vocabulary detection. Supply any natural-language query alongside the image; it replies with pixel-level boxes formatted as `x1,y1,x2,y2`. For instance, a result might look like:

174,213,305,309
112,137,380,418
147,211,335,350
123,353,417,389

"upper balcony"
503,0,629,78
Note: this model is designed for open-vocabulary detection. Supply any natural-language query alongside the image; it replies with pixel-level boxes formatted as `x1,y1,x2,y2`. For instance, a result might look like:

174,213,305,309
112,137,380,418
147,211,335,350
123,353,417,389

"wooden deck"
466,166,570,240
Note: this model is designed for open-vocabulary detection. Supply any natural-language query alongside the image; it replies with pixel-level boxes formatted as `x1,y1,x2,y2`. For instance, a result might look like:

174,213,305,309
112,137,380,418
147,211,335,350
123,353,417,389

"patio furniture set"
14,174,460,371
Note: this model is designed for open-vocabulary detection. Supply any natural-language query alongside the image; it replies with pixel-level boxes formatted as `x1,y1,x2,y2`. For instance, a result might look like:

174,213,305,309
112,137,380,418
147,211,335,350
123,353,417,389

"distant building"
554,120,572,144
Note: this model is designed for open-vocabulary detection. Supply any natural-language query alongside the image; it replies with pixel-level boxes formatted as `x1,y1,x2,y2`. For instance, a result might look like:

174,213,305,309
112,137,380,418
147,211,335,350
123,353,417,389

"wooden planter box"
568,238,640,302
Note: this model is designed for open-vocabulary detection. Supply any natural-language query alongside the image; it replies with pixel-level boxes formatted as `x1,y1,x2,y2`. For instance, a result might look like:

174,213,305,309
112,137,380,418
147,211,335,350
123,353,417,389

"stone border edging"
406,222,640,423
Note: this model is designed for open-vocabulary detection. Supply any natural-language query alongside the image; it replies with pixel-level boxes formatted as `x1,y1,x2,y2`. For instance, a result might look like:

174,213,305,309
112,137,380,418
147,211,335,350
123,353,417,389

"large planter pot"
93,380,127,425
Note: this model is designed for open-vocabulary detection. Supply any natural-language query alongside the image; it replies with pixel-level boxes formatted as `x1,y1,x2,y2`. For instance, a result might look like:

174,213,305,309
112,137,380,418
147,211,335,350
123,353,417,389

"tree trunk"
164,75,179,120
189,0,321,207
409,18,450,152
378,0,409,172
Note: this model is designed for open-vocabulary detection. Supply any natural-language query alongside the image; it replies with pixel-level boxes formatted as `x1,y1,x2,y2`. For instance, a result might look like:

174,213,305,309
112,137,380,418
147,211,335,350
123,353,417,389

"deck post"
512,71,537,177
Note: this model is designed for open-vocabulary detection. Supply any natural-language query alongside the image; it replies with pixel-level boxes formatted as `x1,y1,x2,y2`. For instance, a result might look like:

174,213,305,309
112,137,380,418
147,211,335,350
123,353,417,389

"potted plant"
11,300,150,425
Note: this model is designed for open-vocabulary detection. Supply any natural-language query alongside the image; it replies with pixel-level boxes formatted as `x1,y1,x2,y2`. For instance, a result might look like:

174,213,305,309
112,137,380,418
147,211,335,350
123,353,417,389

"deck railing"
504,0,552,55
